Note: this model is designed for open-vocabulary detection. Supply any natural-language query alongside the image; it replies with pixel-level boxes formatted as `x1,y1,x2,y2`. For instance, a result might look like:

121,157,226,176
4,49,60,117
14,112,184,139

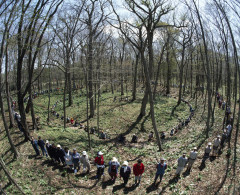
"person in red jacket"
133,159,145,185
94,151,105,179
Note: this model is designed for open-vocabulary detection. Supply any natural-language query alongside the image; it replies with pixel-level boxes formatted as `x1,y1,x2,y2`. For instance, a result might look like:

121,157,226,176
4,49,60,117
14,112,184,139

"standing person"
120,161,131,186
108,157,120,182
64,147,73,168
186,147,198,172
15,113,24,132
80,151,91,173
70,118,74,125
30,136,40,156
148,131,154,142
154,158,167,186
72,148,80,175
203,143,212,162
131,134,138,143
226,125,232,139
51,143,58,163
95,151,105,179
175,153,188,177
161,132,166,139
222,101,226,110
220,130,228,150
218,99,222,108
133,159,145,185
56,144,66,165
46,140,53,160
212,136,221,157
37,136,48,157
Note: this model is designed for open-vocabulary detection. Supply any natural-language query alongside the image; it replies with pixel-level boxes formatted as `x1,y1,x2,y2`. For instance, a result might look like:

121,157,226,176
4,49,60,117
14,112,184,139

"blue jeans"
154,173,164,183
33,146,40,156
40,146,48,157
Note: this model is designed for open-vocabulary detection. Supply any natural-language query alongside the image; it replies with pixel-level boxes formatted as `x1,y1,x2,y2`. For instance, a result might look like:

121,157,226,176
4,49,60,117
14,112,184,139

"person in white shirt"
202,142,212,163
80,151,91,173
187,147,198,172
175,153,188,176
64,147,73,167
212,136,221,157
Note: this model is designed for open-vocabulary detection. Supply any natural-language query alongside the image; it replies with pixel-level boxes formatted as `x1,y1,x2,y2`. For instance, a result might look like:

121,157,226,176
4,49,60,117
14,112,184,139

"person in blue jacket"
38,136,48,157
154,157,167,186
30,136,40,156
108,157,120,182
72,148,81,174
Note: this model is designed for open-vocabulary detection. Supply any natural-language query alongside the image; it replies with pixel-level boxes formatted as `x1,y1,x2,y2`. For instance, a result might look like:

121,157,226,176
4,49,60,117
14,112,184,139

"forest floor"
0,88,240,195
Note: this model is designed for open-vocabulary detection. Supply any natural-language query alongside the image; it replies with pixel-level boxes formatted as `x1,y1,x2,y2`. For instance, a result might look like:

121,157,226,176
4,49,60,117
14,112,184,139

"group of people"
29,136,150,187
26,91,233,190
51,100,81,126
30,137,91,174
216,92,233,126
160,99,194,139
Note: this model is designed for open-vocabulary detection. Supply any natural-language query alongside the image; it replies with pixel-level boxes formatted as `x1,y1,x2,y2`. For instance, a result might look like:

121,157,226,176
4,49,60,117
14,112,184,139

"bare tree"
16,0,63,140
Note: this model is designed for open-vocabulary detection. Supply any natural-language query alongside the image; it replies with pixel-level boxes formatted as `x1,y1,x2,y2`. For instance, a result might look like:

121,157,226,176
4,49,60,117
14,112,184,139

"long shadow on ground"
158,176,181,194
214,154,231,194
99,114,143,144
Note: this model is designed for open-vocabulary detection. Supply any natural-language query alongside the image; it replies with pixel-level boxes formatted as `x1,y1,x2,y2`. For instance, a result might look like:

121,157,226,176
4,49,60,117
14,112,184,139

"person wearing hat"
133,159,145,185
186,147,198,172
175,153,188,176
203,142,212,162
56,144,66,165
80,151,91,173
154,157,167,185
30,136,40,156
64,147,73,167
37,136,48,157
108,157,120,181
120,161,131,186
212,136,221,157
95,151,105,179
72,148,81,174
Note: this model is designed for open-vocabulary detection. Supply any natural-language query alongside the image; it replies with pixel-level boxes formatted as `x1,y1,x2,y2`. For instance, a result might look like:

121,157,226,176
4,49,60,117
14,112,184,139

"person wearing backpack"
95,151,105,179
108,157,120,182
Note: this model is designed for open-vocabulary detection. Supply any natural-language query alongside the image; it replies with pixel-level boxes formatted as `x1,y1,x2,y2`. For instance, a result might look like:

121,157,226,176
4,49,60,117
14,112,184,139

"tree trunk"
139,87,148,117
63,72,67,129
88,31,94,118
141,51,162,151
132,53,139,101
192,0,212,137
29,86,37,130
166,49,171,95
47,68,51,123
0,158,24,194
5,47,14,128
68,69,73,106
0,90,19,159
153,45,165,101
